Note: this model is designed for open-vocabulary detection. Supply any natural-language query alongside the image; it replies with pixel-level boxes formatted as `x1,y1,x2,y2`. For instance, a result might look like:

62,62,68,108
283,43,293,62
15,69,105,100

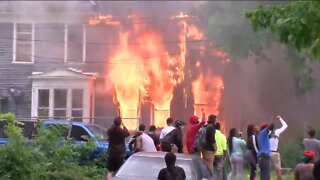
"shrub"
0,113,105,180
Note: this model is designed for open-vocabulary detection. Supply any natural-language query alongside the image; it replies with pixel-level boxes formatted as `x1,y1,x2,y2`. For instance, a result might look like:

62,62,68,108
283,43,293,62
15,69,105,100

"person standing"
313,158,320,180
186,111,206,154
214,122,227,180
148,125,160,150
244,124,259,180
269,115,288,180
227,128,246,180
294,151,316,180
201,114,217,172
160,118,175,139
133,124,156,153
258,122,274,180
303,128,320,159
158,152,186,180
106,117,130,178
161,120,186,153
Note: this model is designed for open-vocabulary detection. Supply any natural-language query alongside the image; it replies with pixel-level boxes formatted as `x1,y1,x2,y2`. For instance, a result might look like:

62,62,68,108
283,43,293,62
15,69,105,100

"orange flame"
105,17,180,130
91,12,228,130
192,72,224,118
88,14,121,26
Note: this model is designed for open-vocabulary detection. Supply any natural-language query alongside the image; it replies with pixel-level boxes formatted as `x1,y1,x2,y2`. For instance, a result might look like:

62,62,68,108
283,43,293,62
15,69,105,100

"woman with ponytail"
227,128,246,180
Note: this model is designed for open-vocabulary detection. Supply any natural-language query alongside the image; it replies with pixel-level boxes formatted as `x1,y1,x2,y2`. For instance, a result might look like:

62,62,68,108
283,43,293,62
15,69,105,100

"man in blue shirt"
258,122,274,180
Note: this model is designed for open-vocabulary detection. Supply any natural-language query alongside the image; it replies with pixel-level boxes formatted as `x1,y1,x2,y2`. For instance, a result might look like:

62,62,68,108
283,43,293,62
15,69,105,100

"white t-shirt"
159,126,175,139
269,118,288,151
140,133,157,152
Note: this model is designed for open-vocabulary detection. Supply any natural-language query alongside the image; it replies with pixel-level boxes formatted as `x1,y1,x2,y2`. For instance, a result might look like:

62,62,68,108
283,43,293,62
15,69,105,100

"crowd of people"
105,114,320,180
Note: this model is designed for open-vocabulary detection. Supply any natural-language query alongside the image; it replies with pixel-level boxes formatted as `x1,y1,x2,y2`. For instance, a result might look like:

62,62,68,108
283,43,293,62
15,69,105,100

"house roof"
29,68,98,80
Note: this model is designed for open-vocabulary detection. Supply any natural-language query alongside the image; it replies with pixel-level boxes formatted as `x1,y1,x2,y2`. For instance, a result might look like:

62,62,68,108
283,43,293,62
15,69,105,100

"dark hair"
215,122,221,130
247,124,256,138
165,152,176,167
166,118,174,125
308,129,316,138
149,125,156,132
114,116,122,127
313,159,320,179
269,123,275,131
139,124,146,132
208,114,217,124
227,128,237,154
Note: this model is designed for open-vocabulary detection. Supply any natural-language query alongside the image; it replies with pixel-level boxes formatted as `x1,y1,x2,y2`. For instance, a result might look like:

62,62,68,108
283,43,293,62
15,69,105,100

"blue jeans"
258,154,271,180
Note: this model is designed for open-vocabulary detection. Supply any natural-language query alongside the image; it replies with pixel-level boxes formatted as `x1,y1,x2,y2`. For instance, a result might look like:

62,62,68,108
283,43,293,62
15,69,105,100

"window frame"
12,22,35,64
53,89,68,118
37,89,50,118
64,24,86,64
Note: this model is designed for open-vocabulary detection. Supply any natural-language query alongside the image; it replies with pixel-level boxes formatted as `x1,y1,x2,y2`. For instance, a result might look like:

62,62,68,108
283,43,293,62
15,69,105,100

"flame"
192,72,224,118
105,17,179,130
90,12,228,131
88,14,120,26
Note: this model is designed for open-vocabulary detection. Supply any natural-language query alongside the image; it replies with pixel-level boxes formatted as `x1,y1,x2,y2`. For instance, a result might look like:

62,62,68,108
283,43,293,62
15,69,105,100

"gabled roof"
29,68,97,80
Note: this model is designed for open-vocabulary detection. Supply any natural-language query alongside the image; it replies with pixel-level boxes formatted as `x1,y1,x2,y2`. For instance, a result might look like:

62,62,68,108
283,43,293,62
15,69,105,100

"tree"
245,1,320,59
243,1,320,92
195,1,316,93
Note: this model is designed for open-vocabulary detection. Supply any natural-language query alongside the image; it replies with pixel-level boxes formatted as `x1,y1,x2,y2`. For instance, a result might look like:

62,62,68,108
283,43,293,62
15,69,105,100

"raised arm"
275,116,288,136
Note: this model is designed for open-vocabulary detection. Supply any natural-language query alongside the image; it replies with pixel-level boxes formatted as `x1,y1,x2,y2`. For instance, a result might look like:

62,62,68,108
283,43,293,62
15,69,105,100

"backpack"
193,125,208,152
128,131,142,151
161,129,177,152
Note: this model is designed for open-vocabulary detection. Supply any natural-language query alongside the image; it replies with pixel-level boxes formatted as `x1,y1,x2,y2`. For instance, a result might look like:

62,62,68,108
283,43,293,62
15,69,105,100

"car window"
116,156,193,179
45,124,69,138
70,125,89,141
86,124,108,140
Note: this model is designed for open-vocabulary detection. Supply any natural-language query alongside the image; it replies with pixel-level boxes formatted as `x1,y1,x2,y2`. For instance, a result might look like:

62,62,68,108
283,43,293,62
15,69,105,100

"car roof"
132,152,198,161
41,119,90,126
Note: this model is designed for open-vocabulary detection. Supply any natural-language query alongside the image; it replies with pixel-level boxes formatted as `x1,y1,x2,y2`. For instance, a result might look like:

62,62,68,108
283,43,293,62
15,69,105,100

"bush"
0,113,105,180
280,134,304,168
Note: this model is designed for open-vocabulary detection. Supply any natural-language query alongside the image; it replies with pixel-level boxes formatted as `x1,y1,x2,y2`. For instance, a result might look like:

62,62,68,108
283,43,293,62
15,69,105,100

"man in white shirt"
160,118,175,139
269,115,288,180
134,124,156,153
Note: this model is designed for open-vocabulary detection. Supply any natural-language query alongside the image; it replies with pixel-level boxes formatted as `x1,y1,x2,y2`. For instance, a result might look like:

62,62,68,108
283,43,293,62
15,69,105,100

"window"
38,89,49,118
70,125,89,141
65,24,86,63
71,89,83,121
54,89,67,118
13,23,34,63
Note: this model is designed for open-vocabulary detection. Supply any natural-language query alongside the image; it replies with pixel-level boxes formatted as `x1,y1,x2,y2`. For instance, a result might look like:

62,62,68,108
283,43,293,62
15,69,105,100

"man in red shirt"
186,112,205,154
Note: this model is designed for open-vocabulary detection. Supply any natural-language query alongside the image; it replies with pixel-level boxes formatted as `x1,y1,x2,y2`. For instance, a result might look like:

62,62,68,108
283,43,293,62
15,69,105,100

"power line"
0,36,207,46
0,51,184,64
0,15,204,30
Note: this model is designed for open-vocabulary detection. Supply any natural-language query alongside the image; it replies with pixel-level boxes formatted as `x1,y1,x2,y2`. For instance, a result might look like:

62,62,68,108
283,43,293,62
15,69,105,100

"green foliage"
244,1,320,92
245,1,320,60
196,1,318,92
0,113,105,180
280,134,304,168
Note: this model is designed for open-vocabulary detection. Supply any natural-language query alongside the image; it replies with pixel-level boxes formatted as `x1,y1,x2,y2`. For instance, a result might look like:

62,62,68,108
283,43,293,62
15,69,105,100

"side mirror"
80,135,89,142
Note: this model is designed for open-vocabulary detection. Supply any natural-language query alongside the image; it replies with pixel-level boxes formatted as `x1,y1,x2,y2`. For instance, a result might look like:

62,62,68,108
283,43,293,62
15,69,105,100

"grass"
241,171,294,180
225,164,294,180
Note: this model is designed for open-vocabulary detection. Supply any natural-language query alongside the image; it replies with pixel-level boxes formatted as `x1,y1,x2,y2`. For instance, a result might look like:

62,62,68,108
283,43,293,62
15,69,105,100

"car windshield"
86,124,108,140
116,156,194,179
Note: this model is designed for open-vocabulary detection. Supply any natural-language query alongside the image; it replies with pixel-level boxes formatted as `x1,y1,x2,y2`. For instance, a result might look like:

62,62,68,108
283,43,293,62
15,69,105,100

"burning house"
0,1,228,130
